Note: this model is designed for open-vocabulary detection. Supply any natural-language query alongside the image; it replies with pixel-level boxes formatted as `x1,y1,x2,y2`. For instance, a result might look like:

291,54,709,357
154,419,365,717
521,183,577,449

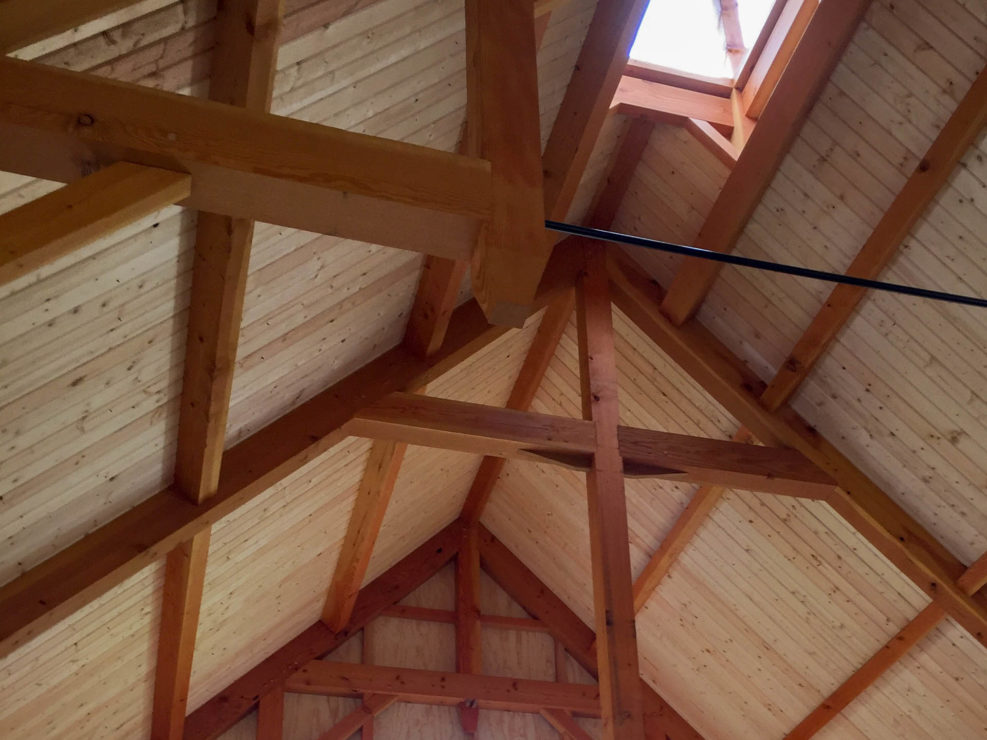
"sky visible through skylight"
630,0,777,79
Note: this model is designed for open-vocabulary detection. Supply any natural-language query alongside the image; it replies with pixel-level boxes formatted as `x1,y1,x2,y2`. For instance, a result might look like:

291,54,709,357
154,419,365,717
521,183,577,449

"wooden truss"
2,0,987,739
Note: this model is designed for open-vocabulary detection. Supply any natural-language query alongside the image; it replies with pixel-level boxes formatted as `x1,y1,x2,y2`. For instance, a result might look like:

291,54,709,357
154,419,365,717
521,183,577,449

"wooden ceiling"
0,0,986,738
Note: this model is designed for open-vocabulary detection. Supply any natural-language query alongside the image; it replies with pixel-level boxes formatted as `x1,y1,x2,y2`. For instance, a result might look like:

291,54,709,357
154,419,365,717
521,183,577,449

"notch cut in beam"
0,162,190,287
348,392,837,498
0,56,490,261
285,661,602,716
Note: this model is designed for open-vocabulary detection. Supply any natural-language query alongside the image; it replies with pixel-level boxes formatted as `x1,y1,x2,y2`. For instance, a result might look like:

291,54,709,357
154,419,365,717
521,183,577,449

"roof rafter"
785,549,987,738
0,161,190,286
0,298,519,661
0,0,144,52
659,0,871,325
608,250,987,649
150,2,285,735
627,58,987,615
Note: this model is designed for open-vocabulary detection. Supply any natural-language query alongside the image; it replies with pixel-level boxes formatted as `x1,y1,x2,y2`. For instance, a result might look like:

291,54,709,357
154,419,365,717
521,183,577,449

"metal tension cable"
545,220,987,309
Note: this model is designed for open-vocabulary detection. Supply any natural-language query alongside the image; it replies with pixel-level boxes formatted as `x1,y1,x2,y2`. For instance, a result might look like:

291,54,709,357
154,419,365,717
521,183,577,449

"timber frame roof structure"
0,0,986,738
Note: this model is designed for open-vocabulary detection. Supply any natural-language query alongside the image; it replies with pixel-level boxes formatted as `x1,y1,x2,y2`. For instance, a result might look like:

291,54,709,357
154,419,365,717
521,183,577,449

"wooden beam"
684,118,740,169
623,61,734,98
286,661,601,716
575,243,643,739
760,65,987,411
608,250,987,649
784,549,987,739
184,522,464,739
0,299,509,662
316,694,397,740
584,117,654,230
477,526,703,739
404,257,470,358
740,0,819,119
256,689,285,740
349,393,836,498
152,3,284,737
540,708,596,740
150,531,211,740
632,428,751,612
541,0,649,219
464,0,545,325
0,162,190,287
0,57,489,261
659,0,871,325
460,293,576,524
322,440,408,631
612,77,736,129
0,0,143,52
456,527,483,733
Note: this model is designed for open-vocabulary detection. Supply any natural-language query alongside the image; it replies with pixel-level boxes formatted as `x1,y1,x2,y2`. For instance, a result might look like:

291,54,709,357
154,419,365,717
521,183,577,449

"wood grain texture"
613,77,736,128
609,250,987,649
0,0,144,52
323,440,408,631
184,522,463,739
286,661,602,715
0,300,507,661
0,162,189,287
760,63,987,412
575,243,643,739
460,293,576,525
660,0,871,324
478,526,703,739
256,689,285,740
151,530,211,740
0,56,490,258
541,0,649,219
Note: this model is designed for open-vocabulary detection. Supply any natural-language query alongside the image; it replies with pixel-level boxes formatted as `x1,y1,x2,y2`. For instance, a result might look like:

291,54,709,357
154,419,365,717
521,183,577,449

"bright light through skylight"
630,0,778,80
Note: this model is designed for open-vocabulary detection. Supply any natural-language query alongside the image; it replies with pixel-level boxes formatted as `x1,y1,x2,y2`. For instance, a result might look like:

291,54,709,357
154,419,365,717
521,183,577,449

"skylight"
630,0,778,81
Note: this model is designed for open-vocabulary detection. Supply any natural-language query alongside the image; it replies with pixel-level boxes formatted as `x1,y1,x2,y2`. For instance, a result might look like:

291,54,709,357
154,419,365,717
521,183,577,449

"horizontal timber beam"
607,249,987,650
0,300,509,662
184,522,464,739
348,392,836,498
286,661,601,716
0,57,490,260
0,161,190,286
612,76,735,128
